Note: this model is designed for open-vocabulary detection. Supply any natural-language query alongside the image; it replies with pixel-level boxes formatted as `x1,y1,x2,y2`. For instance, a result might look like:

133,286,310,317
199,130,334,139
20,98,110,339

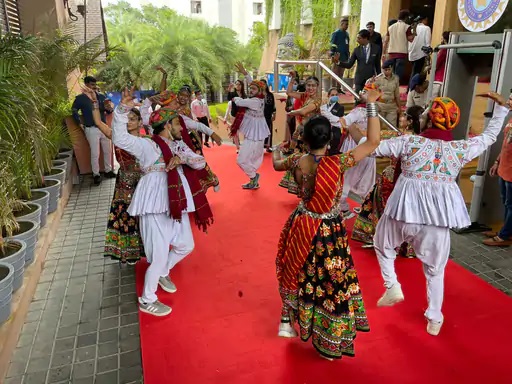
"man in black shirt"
72,76,115,185
367,21,383,51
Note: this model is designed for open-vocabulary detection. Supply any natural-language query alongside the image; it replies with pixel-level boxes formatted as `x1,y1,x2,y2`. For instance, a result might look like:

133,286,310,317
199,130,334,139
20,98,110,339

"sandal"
482,236,512,247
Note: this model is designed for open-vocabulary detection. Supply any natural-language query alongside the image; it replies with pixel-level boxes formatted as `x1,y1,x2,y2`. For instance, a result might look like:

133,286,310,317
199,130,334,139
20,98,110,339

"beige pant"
377,102,399,128
374,214,450,323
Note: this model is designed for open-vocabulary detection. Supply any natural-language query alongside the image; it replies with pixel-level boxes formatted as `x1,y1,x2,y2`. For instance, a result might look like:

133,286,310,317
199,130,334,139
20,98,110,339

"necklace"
309,152,327,163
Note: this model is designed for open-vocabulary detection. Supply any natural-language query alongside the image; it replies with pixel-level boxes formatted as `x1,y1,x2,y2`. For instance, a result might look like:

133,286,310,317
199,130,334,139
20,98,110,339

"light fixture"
76,0,87,18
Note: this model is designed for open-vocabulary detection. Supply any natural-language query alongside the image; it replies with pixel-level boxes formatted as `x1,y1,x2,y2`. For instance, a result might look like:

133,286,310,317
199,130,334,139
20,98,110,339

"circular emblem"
458,0,509,32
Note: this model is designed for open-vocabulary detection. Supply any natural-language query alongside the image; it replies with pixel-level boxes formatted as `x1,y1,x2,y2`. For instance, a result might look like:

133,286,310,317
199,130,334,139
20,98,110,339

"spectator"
367,21,383,51
375,59,401,127
337,29,382,94
191,89,213,147
432,31,451,98
484,93,512,246
383,10,410,83
406,73,429,109
408,15,432,90
330,16,350,86
72,76,115,185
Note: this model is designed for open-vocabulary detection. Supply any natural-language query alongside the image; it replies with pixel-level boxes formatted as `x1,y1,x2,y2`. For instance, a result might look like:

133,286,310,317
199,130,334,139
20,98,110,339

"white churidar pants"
139,212,195,303
373,214,450,323
84,126,113,175
236,139,265,179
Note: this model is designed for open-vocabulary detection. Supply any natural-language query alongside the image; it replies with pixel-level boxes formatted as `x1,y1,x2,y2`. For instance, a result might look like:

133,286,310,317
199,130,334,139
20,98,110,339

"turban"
149,107,179,129
154,90,177,106
428,97,460,131
250,80,266,94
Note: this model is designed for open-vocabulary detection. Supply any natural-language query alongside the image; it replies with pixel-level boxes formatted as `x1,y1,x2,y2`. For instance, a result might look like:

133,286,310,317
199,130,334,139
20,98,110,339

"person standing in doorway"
72,76,115,185
330,16,350,86
191,89,213,148
367,21,383,51
337,29,381,94
383,10,410,83
408,15,431,90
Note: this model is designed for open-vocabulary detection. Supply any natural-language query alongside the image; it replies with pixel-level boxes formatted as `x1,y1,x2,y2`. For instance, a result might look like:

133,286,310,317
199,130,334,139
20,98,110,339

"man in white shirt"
191,90,213,147
408,15,431,90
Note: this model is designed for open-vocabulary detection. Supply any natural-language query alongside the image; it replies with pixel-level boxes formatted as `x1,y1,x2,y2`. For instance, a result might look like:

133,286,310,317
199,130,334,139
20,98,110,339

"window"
253,2,263,15
191,1,202,14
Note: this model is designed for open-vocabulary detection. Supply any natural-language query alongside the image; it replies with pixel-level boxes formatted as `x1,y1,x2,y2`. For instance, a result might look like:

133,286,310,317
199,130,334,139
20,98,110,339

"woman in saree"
271,88,382,360
350,106,424,258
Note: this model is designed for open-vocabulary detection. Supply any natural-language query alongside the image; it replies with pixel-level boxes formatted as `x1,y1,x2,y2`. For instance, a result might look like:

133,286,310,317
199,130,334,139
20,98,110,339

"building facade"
137,0,266,44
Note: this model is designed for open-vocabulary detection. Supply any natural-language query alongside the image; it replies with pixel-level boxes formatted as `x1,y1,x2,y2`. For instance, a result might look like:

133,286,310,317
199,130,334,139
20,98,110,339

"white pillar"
360,0,383,32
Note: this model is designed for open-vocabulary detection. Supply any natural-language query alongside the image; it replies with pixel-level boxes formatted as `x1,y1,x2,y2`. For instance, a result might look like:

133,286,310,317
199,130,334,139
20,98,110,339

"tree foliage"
99,2,263,91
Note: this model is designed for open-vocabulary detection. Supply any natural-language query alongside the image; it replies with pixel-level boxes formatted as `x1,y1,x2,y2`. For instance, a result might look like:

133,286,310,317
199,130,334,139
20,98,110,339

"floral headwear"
154,90,177,106
428,97,460,131
249,80,266,95
149,107,179,129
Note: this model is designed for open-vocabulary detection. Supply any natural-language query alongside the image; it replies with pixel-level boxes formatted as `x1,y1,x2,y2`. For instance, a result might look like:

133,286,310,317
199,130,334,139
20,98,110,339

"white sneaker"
213,183,220,192
377,284,404,307
342,210,355,220
426,317,444,336
278,322,298,338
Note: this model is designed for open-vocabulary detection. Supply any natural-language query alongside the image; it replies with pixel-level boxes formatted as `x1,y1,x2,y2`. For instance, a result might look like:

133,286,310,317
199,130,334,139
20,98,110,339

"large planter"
33,179,61,213
6,220,39,267
59,147,73,158
27,190,49,228
14,202,42,230
55,152,73,180
0,262,14,325
44,168,66,197
0,240,26,292
52,159,67,173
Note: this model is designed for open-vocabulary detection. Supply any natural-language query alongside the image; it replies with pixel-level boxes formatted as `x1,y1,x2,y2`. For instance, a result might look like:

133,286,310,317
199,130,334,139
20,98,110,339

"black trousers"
264,116,273,148
328,127,343,155
197,116,209,143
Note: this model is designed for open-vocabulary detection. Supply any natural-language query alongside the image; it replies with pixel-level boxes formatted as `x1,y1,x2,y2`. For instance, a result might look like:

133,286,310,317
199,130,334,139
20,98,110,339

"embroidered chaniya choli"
276,152,370,359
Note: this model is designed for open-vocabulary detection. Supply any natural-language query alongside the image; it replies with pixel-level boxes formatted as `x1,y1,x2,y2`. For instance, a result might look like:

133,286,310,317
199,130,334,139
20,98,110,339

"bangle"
367,103,378,118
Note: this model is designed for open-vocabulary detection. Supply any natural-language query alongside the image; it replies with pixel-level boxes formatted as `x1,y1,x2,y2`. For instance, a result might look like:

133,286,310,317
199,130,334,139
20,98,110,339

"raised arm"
350,89,382,162
156,66,168,93
463,95,509,162
286,70,303,99
181,115,222,145
92,107,112,139
233,97,263,111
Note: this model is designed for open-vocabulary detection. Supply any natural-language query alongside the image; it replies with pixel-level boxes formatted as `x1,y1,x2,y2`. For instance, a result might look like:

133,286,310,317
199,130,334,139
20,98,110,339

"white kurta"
373,104,508,323
233,96,269,179
112,105,206,303
339,106,376,207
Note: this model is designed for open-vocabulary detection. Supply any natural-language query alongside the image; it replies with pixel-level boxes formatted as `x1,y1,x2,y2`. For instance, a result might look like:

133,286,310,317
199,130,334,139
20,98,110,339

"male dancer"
371,93,508,335
112,88,214,316
230,62,270,189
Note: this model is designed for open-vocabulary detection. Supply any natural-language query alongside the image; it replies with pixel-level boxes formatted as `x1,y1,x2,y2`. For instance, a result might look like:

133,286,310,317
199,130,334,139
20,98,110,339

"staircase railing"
273,59,400,133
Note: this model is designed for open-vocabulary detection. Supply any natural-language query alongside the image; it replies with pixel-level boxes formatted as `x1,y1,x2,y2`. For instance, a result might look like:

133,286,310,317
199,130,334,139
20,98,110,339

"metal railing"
273,59,400,133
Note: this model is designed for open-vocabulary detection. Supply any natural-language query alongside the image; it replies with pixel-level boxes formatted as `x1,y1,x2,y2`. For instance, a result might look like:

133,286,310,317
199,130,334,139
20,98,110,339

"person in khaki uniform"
375,60,401,127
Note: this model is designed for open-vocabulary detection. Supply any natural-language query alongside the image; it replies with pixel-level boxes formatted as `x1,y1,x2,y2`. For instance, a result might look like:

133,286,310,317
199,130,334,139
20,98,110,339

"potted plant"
13,202,42,229
0,262,14,325
0,239,26,292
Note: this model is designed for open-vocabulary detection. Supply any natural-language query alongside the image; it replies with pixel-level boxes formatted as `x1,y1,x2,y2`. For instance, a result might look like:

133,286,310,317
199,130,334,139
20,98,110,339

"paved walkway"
5,176,141,384
4,174,512,384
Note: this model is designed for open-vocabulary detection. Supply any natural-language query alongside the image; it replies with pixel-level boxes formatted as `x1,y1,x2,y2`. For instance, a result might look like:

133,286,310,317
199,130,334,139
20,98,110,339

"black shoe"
104,171,117,179
93,175,101,185
204,143,211,148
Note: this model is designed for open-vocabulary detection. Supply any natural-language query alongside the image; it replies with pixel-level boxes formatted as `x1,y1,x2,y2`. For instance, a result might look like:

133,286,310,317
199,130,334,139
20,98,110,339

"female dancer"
82,86,145,265
272,88,382,360
279,71,322,195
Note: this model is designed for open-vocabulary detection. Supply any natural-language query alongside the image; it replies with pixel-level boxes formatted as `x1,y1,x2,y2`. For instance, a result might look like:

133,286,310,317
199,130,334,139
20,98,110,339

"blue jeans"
498,178,512,239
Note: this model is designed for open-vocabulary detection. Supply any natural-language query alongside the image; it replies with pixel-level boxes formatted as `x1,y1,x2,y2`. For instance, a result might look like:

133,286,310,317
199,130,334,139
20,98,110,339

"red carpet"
136,145,512,384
